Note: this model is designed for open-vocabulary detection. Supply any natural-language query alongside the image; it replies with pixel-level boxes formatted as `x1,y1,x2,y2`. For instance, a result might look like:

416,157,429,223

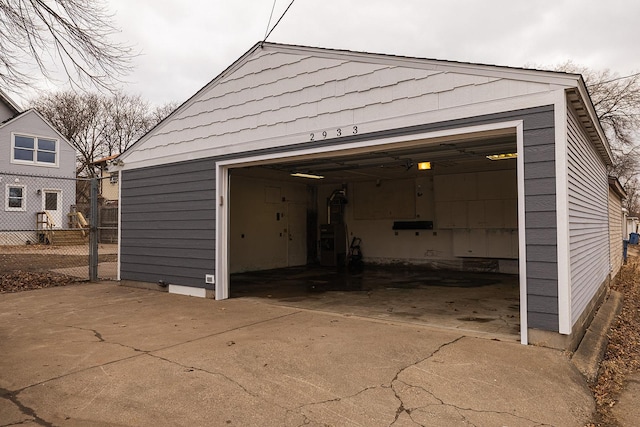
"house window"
12,134,58,166
5,185,26,211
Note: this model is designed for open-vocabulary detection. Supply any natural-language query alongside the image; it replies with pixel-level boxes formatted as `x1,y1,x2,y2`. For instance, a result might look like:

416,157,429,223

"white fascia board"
117,170,122,281
516,121,528,345
554,91,572,335
122,91,560,171
215,161,230,301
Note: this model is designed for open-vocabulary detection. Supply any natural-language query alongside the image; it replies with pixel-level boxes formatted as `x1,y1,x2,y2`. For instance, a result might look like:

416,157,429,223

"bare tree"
32,91,107,176
0,0,132,93
32,90,174,176
554,62,640,214
102,92,151,157
151,101,179,124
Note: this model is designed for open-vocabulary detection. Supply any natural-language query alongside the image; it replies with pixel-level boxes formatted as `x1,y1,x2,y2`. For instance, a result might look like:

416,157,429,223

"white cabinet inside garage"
435,169,518,258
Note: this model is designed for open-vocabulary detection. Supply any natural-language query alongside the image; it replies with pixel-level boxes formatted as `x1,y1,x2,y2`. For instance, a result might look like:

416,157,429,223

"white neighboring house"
0,90,77,245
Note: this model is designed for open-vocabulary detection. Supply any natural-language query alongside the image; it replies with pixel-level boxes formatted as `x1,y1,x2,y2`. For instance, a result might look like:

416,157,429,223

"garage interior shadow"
230,265,521,341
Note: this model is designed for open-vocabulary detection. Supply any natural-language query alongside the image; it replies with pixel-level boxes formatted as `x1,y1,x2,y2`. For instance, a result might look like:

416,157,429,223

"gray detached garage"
115,42,621,348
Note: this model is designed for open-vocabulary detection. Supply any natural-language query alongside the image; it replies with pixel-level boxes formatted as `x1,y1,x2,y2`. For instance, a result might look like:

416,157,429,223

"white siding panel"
566,106,609,325
126,47,557,167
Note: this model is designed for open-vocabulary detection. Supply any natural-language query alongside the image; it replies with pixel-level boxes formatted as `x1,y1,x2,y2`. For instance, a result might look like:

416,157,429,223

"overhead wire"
588,71,640,87
264,0,278,41
262,0,296,45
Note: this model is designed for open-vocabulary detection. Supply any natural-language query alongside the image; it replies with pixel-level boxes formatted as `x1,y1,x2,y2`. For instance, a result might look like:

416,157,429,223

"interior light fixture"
417,162,432,170
486,153,518,161
291,172,324,179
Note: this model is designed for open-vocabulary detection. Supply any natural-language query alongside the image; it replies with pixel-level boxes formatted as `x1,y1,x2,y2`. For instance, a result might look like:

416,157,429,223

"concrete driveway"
0,283,593,426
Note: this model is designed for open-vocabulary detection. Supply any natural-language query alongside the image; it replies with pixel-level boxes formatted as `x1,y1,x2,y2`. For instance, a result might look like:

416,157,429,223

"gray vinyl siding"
120,158,216,288
120,105,559,332
0,110,76,178
609,189,624,277
567,106,609,324
521,110,558,330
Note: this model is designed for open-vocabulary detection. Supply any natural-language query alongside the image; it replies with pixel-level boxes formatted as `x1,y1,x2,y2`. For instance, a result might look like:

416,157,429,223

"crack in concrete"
389,336,464,426
64,325,143,352
382,335,552,426
289,336,467,427
0,387,53,427
13,312,303,401
146,353,264,401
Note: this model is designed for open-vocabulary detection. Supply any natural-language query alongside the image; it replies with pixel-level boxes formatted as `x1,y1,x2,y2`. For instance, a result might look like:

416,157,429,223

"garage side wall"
120,159,216,287
566,105,609,325
608,189,624,278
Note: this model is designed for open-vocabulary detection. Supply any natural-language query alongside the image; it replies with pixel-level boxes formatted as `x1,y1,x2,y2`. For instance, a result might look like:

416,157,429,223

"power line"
589,71,640,86
264,0,278,41
262,0,296,44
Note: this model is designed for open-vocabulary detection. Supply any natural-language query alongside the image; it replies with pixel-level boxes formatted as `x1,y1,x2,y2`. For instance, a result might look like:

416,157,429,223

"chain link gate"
0,172,117,290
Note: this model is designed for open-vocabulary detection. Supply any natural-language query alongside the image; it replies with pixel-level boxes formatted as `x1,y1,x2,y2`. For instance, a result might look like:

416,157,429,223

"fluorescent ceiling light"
486,153,517,161
417,161,431,170
291,172,324,179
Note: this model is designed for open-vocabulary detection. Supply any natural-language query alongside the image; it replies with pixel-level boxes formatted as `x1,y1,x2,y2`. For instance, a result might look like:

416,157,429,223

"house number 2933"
310,126,358,141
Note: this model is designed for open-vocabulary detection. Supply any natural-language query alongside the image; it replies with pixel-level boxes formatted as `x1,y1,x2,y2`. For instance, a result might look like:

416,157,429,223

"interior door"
43,190,62,228
287,202,307,266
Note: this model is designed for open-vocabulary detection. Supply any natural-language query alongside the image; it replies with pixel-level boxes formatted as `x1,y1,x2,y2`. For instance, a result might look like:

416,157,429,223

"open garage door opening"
220,126,524,341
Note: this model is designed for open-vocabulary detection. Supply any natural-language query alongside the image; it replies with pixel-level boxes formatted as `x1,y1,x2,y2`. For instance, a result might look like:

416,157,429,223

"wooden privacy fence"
75,204,118,244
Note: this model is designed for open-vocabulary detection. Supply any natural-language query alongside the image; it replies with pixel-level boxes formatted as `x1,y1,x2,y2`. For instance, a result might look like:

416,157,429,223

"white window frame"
11,133,59,167
5,184,26,211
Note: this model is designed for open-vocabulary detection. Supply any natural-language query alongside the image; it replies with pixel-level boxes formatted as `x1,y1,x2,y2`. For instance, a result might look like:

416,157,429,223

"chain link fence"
0,172,117,285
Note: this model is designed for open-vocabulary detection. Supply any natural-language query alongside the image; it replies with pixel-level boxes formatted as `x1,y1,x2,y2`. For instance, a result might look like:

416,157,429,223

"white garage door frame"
216,120,528,343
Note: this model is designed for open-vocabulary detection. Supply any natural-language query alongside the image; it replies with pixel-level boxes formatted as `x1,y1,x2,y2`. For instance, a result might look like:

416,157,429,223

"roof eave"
608,176,628,199
566,81,614,167
0,89,22,114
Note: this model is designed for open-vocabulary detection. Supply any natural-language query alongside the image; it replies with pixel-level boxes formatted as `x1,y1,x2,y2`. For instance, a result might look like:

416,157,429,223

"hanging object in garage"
320,189,348,267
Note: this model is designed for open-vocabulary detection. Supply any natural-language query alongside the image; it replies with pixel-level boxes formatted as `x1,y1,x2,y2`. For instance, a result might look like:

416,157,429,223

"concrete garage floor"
231,265,521,342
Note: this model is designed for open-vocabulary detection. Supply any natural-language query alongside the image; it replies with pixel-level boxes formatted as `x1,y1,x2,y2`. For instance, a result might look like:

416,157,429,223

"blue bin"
630,233,639,245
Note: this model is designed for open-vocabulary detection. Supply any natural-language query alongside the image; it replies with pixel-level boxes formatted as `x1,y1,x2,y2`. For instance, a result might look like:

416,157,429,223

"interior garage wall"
318,166,518,271
120,158,216,288
229,174,308,273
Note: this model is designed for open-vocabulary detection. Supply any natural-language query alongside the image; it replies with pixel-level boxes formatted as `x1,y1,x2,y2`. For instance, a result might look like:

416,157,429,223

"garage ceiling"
235,132,517,183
